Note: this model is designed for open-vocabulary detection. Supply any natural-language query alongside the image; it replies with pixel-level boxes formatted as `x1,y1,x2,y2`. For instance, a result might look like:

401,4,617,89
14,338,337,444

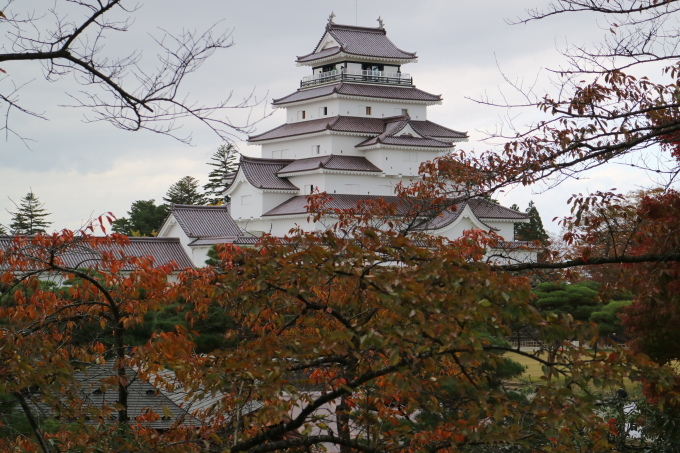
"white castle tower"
159,17,530,266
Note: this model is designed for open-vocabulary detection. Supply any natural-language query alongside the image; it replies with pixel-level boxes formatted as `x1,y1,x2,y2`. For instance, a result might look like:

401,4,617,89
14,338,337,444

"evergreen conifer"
163,176,207,206
203,143,239,204
8,191,52,234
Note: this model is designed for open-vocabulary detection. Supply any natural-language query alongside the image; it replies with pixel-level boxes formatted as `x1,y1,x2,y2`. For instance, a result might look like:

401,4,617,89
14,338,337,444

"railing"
301,69,413,88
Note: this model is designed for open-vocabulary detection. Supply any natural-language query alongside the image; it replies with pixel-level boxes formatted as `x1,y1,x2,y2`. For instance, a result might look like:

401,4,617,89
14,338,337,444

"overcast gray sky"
0,0,651,234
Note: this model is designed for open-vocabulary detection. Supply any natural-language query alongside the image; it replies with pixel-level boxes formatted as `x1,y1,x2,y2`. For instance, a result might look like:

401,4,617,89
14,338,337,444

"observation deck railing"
301,69,413,88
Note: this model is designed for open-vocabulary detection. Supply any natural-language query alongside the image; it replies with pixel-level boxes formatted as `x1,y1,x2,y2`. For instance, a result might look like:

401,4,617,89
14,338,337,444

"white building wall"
229,183,267,220
191,246,212,268
336,99,427,120
482,221,515,241
261,135,365,159
364,148,440,177
263,192,296,214
285,98,428,123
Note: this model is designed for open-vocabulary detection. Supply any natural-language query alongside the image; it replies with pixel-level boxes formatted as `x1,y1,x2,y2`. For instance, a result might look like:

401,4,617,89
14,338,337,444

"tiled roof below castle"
170,204,244,238
0,235,193,271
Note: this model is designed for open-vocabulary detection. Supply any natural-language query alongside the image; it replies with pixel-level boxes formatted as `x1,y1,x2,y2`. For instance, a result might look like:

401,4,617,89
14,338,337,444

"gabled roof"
356,118,454,149
272,83,442,106
0,235,194,270
467,198,530,220
238,156,299,191
277,155,382,175
297,23,417,64
169,204,244,238
68,364,202,429
417,198,530,230
248,115,467,143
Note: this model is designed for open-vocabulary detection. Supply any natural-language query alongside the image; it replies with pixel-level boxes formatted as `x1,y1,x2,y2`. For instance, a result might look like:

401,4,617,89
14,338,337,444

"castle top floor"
296,17,418,89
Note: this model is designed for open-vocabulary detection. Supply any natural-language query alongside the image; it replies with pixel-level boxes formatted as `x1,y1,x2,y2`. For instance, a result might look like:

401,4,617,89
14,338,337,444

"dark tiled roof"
272,83,441,106
277,155,382,174
297,23,417,63
467,198,530,220
189,236,260,246
0,235,193,270
263,194,413,217
410,121,467,140
239,156,299,191
356,119,453,149
416,199,529,231
170,204,244,238
120,237,195,268
361,135,452,148
67,364,202,429
248,116,467,143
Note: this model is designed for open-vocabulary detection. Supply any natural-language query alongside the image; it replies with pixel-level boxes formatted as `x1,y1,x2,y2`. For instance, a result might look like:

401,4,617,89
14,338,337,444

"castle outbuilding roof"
169,204,244,238
0,236,194,270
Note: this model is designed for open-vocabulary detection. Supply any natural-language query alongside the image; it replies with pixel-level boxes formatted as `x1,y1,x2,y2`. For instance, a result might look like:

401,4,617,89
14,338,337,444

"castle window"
320,106,328,116
297,110,306,120
365,106,372,116
312,145,321,155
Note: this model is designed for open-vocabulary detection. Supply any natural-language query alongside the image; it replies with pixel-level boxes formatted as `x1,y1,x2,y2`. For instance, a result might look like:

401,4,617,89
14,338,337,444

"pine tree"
203,143,239,204
514,200,549,242
0,224,7,235
163,176,208,206
8,191,52,234
112,200,168,237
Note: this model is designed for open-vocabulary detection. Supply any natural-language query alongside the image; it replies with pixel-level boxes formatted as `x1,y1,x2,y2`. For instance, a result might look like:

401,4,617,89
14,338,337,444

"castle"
158,17,531,266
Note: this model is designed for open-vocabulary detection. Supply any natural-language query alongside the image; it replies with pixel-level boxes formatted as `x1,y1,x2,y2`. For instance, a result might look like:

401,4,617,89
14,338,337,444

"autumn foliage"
0,201,669,452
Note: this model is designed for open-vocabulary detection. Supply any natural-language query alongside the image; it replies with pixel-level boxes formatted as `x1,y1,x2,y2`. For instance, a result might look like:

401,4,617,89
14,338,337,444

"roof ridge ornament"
327,11,336,27
377,16,384,29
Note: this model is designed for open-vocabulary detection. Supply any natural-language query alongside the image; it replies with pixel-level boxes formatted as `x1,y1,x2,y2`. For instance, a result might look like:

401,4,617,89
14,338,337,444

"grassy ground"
505,351,546,382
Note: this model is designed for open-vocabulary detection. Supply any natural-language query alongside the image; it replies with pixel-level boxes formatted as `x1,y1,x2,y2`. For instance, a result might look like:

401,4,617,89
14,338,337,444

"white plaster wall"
483,221,515,241
336,99,427,120
438,216,482,241
364,148,439,177
191,246,212,268
229,183,266,220
263,192,296,214
284,98,428,123
235,216,322,237
261,135,365,159
286,99,342,123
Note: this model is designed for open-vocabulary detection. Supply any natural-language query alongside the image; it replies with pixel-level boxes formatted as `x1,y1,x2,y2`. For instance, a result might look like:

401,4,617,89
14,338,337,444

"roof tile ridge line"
127,237,181,243
328,116,342,129
172,203,225,209
248,121,290,140
329,22,387,34
413,119,468,136
318,154,334,169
